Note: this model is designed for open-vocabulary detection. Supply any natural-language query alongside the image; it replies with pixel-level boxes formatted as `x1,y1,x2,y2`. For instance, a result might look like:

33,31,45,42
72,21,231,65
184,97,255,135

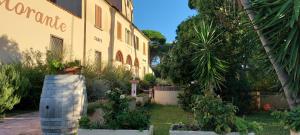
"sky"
134,0,196,43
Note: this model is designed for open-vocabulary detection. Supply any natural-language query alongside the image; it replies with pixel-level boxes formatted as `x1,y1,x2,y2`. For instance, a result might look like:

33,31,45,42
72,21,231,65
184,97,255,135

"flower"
120,94,126,99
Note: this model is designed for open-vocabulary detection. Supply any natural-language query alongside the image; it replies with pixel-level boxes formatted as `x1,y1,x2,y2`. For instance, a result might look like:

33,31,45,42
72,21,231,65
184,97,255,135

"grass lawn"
245,112,289,135
148,104,193,135
148,104,289,135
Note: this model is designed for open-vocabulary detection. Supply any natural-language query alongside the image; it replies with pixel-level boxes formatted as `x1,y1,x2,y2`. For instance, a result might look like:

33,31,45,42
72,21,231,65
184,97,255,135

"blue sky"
134,0,196,43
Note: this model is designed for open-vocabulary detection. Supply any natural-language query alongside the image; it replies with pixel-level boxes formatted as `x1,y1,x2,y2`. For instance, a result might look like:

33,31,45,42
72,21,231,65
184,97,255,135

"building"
0,0,152,78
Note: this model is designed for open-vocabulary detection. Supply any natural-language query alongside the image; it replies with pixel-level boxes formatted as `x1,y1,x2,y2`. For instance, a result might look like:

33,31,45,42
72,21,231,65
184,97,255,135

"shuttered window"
117,22,122,40
95,5,102,29
125,28,131,45
134,36,139,50
50,35,63,60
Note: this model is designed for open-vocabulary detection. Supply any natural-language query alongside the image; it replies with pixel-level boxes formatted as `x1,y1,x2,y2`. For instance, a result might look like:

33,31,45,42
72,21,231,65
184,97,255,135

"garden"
1,0,300,135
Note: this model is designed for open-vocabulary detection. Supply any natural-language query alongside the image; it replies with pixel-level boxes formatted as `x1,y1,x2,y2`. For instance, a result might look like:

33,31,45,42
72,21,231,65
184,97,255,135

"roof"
103,0,150,41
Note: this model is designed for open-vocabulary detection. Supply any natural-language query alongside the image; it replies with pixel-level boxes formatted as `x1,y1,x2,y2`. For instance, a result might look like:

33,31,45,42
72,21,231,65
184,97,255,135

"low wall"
153,86,181,105
170,130,254,135
261,93,289,110
170,125,254,135
79,125,154,135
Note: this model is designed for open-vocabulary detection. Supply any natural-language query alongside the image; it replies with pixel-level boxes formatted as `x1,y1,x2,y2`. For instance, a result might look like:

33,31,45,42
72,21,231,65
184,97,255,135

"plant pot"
64,66,81,74
78,125,154,135
170,125,255,135
291,130,300,135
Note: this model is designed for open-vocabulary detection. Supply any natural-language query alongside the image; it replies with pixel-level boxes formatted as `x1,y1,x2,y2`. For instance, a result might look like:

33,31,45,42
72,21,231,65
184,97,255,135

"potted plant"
170,95,261,135
272,107,300,135
78,88,154,135
64,60,82,74
48,59,81,75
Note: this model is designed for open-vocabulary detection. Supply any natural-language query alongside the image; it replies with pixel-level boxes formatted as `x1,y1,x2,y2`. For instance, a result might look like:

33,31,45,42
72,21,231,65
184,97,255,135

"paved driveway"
0,112,41,135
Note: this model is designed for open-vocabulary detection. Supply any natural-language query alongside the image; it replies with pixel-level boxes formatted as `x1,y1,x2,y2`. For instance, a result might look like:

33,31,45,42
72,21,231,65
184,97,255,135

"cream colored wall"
121,0,134,22
0,0,151,78
86,0,151,78
0,0,84,63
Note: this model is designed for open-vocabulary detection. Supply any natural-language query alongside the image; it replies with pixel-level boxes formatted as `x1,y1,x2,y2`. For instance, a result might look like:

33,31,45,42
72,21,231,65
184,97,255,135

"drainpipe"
83,0,87,66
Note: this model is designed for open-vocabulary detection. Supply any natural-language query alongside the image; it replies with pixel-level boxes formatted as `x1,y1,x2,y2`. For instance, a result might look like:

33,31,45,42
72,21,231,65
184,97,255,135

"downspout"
83,0,87,66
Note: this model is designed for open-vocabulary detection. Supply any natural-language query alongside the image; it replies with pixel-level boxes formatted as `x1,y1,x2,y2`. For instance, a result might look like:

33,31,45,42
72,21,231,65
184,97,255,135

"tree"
0,65,29,114
193,21,228,92
142,30,166,45
159,15,201,84
240,0,300,108
142,30,170,67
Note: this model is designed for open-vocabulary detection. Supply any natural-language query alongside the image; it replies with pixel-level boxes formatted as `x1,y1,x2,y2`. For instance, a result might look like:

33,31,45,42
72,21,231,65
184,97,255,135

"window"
117,22,122,40
95,51,102,71
50,35,63,60
95,5,102,29
116,51,124,64
134,36,139,50
143,42,146,55
143,67,146,77
126,55,132,66
125,29,131,45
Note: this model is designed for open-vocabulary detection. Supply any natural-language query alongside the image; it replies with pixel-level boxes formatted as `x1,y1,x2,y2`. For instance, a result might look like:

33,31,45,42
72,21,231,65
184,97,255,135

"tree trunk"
240,0,298,109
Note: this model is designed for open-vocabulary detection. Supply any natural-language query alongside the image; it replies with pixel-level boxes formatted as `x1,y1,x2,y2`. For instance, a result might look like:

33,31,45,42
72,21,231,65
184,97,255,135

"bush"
272,107,300,132
219,76,252,114
192,95,261,134
156,78,173,86
15,49,46,110
143,74,156,87
99,66,132,94
104,88,130,129
193,95,237,133
0,65,30,114
87,101,106,115
80,88,150,130
117,109,150,130
83,65,133,102
79,116,91,129
178,83,202,111
15,66,45,110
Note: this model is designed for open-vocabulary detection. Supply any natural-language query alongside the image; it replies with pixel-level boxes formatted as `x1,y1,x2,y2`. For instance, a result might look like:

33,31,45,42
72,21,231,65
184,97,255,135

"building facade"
0,0,151,78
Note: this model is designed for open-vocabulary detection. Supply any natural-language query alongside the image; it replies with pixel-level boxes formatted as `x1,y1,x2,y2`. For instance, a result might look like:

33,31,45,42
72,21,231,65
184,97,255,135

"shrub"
79,116,91,129
193,95,237,133
143,74,156,87
178,83,202,111
100,66,132,94
16,66,45,109
87,101,106,115
156,78,173,86
0,65,30,114
83,65,133,102
88,79,110,102
82,88,151,130
219,76,252,114
104,88,130,129
192,95,261,134
117,109,150,130
272,107,300,132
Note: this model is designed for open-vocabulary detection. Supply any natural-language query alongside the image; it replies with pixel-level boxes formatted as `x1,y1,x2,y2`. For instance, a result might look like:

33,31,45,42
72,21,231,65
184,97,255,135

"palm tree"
240,0,300,108
192,21,228,93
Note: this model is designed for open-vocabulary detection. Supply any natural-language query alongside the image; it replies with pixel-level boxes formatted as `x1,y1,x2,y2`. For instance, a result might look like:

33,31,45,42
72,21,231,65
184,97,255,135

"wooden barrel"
39,75,87,135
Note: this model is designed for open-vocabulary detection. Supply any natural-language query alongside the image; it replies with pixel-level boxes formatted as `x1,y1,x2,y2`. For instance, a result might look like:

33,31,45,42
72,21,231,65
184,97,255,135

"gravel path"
0,112,41,135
